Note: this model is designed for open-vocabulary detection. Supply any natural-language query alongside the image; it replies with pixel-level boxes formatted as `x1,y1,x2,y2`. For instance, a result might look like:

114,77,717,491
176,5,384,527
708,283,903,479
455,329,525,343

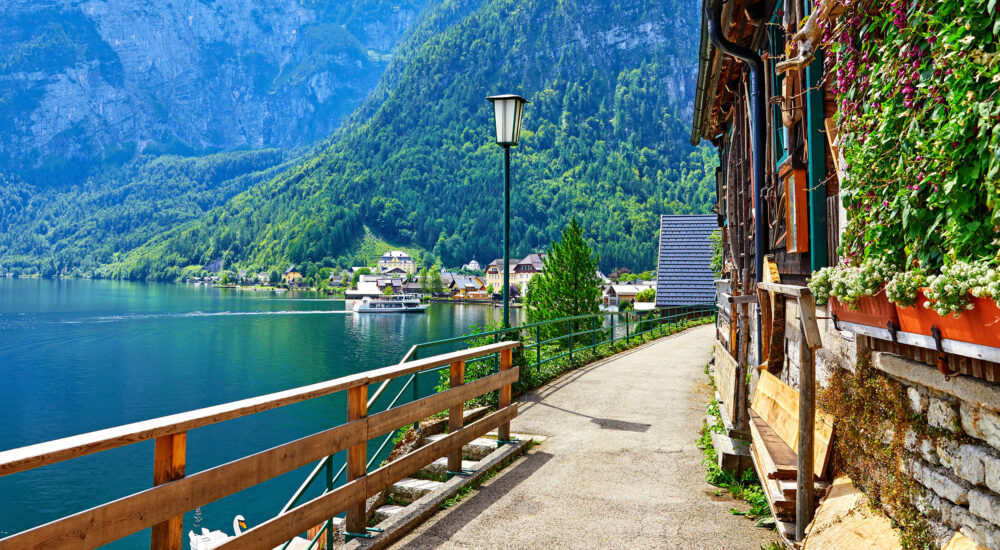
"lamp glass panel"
503,99,516,144
492,101,506,143
511,101,524,145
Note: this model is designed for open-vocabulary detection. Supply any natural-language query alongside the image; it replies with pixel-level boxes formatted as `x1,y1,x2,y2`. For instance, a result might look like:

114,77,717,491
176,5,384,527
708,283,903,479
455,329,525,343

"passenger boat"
352,294,428,313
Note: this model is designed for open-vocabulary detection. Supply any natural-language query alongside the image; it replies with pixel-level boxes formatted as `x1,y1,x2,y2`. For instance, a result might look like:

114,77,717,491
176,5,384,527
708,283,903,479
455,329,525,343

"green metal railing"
278,304,716,548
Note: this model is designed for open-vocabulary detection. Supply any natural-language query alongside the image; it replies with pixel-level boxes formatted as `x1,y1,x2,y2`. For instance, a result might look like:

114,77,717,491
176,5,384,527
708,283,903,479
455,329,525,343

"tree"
269,270,281,284
352,267,371,286
635,288,655,302
526,218,601,324
428,264,444,295
382,285,394,295
221,272,231,285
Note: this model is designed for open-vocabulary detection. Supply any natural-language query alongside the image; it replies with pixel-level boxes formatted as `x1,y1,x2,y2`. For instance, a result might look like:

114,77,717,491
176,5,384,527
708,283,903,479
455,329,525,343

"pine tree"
526,218,601,324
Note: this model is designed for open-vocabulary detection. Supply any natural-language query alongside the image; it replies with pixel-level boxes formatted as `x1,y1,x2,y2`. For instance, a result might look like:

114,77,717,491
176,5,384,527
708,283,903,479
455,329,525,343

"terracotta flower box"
895,291,1000,348
829,289,899,329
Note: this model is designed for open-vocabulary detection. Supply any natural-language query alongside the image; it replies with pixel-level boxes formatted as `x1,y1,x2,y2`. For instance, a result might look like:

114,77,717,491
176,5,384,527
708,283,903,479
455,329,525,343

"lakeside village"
182,250,660,311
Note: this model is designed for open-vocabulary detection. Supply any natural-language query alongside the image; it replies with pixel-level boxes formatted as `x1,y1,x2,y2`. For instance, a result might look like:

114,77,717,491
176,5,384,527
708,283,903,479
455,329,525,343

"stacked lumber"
748,372,834,525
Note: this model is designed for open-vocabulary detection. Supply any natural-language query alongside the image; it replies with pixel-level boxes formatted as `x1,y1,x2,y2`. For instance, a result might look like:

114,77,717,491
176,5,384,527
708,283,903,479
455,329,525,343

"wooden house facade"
694,1,1000,547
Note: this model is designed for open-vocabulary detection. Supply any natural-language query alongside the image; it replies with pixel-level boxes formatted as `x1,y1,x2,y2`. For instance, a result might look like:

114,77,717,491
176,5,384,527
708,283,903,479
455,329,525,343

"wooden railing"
0,341,520,550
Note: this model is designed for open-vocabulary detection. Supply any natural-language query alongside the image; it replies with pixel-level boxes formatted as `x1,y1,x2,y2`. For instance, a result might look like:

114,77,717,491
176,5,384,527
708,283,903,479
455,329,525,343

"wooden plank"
345,385,368,535
797,316,816,541
367,368,518,437
498,349,513,442
751,371,833,479
448,360,465,473
758,282,809,297
714,344,739,428
0,341,520,478
749,410,798,480
0,421,366,550
217,478,367,550
151,433,186,550
749,439,796,516
797,294,823,350
367,405,517,495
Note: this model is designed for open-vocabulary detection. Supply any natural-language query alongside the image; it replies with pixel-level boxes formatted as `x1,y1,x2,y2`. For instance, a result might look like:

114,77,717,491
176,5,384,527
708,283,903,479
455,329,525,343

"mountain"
0,0,426,185
104,0,717,279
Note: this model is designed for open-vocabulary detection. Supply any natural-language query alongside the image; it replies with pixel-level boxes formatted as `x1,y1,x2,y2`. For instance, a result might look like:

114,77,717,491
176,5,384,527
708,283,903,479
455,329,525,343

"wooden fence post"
498,349,513,441
796,294,820,541
151,432,186,550
447,360,466,473
345,384,368,535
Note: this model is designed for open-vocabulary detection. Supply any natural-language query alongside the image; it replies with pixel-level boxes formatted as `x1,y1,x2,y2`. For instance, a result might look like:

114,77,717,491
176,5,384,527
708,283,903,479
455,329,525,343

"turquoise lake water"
0,278,519,547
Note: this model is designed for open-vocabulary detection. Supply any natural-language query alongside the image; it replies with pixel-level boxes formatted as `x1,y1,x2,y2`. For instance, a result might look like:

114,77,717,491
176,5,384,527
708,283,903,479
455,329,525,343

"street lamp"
486,93,529,328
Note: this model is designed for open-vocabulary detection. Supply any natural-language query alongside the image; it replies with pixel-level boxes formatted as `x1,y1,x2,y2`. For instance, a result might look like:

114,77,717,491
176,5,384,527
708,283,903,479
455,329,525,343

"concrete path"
391,324,775,549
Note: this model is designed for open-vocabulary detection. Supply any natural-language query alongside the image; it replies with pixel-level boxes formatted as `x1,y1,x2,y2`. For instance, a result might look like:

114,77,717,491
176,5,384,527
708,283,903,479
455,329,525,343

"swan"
188,515,247,550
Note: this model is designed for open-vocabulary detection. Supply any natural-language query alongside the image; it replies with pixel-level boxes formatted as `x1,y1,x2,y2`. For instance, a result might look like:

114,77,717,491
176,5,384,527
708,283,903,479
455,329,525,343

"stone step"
424,434,498,460
711,430,752,475
417,457,478,479
388,477,444,505
372,504,406,524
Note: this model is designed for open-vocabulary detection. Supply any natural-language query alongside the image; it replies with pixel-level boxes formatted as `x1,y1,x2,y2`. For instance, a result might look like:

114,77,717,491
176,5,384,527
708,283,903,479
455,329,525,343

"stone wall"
812,309,1000,548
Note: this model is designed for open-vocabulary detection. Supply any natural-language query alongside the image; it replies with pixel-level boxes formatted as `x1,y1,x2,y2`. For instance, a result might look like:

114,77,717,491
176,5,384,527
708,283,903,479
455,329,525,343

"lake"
0,278,519,547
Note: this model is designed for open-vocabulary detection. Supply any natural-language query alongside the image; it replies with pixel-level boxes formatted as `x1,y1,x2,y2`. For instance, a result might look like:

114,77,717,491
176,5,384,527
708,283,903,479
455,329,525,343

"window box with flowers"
809,260,898,328
811,0,1000,350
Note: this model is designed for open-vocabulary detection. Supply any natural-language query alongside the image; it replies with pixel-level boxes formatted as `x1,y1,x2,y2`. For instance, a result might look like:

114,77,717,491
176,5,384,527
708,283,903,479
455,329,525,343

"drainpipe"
706,0,766,366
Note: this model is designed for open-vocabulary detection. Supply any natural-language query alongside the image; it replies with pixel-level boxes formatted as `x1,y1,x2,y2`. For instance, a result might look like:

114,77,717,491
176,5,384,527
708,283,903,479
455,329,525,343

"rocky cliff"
0,0,425,183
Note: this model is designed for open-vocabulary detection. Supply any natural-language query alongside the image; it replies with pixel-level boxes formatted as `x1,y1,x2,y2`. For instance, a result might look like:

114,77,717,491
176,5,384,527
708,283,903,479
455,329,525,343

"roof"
518,253,545,270
284,265,298,274
690,0,775,145
451,276,483,290
656,215,718,307
379,251,413,262
604,284,649,297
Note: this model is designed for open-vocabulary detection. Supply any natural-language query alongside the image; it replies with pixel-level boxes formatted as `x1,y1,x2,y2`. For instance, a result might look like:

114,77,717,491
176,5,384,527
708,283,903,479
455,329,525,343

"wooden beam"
448,360,466,473
151,433,186,550
0,341,520,478
757,282,809,297
797,294,823,350
796,315,816,541
0,421,366,550
366,406,518,495
345,385,368,535
216,478,367,550
366,368,518,438
498,349,514,442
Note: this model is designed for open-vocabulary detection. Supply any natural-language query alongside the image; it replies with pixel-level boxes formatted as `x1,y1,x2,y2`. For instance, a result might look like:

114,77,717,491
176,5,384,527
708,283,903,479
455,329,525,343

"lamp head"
486,94,529,146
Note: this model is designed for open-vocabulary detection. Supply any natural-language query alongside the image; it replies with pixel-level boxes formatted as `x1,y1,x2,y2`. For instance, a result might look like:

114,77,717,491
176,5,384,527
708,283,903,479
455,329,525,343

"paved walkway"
391,324,775,549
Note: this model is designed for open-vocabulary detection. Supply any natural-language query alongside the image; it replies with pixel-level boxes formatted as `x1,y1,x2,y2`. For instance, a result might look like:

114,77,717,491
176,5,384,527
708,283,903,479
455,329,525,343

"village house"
257,272,270,284
282,265,302,285
692,1,1000,547
461,258,481,271
346,275,406,298
485,254,545,295
377,251,416,275
601,281,655,309
449,275,487,300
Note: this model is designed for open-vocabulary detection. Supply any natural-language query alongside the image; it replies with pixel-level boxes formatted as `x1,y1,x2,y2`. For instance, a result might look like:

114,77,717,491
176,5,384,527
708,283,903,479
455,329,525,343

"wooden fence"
0,341,520,550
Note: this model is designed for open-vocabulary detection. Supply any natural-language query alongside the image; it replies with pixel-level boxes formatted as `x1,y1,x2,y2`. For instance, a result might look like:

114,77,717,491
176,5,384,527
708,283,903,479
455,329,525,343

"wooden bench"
749,371,834,521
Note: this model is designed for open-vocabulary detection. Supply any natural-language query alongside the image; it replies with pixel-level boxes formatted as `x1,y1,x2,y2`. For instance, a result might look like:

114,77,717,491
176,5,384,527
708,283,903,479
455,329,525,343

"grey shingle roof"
656,215,718,307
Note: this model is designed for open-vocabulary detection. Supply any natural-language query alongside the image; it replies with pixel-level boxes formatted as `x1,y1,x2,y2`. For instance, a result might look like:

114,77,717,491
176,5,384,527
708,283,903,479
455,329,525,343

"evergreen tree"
526,218,601,324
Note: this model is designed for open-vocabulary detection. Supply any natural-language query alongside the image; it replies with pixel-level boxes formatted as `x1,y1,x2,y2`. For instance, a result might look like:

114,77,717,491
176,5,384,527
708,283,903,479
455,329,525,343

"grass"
698,379,775,530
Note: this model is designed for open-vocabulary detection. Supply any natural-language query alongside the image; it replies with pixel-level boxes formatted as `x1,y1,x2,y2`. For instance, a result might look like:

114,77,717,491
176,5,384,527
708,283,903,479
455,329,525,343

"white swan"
188,515,247,550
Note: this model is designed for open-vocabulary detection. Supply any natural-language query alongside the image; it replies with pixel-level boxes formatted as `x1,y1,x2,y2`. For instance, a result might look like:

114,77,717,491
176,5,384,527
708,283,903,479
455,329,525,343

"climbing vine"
818,357,935,549
822,0,1000,271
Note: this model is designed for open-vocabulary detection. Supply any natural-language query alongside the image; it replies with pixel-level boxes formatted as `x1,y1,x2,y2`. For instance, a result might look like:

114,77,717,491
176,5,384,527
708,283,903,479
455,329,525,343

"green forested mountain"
0,150,292,276
101,0,716,279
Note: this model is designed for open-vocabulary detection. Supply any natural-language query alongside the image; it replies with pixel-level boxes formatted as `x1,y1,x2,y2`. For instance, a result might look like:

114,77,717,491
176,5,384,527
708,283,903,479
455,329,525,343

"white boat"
353,294,428,313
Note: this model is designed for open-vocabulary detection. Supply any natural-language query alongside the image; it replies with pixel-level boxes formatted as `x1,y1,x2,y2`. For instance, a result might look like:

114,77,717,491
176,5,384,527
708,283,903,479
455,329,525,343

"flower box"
895,291,1000,348
830,290,899,328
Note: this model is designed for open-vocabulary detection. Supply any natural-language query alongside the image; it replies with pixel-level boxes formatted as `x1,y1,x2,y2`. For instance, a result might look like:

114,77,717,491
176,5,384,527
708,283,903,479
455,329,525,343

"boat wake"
63,310,353,323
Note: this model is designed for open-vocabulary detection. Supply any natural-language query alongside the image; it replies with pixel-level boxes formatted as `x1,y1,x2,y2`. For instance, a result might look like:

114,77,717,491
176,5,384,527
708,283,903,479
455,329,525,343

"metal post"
411,348,420,432
626,313,630,344
535,325,541,372
502,145,511,328
568,319,574,362
610,314,615,343
591,316,596,348
325,457,334,550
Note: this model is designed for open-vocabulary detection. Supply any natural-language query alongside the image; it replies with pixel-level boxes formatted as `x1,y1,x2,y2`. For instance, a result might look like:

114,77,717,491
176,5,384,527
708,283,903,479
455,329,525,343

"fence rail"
0,342,520,550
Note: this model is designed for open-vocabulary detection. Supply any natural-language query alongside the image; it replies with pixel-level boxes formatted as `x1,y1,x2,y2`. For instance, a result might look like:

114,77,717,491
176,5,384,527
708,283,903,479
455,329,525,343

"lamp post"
486,94,528,328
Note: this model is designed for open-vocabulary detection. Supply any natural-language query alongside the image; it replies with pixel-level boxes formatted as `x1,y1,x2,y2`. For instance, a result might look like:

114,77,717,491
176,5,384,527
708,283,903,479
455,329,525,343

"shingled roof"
656,215,717,307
